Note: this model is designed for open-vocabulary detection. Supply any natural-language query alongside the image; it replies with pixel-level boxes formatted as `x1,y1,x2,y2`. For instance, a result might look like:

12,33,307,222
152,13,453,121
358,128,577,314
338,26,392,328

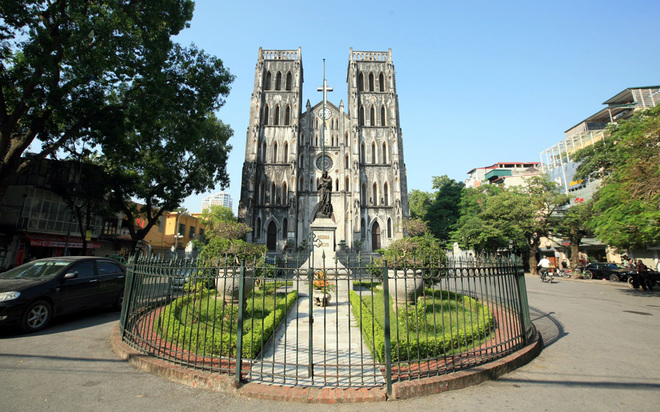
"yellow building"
143,212,206,257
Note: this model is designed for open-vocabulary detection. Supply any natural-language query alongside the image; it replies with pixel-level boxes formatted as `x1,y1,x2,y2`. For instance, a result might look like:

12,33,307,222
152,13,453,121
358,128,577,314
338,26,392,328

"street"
1,275,659,411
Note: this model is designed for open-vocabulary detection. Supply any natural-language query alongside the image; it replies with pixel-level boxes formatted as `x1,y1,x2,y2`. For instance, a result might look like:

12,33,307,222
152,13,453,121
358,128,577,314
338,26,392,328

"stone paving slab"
248,280,385,387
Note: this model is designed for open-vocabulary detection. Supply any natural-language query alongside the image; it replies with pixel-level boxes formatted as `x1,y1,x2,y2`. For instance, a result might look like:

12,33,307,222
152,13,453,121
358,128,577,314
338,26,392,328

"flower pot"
313,290,331,307
387,269,424,308
217,268,255,305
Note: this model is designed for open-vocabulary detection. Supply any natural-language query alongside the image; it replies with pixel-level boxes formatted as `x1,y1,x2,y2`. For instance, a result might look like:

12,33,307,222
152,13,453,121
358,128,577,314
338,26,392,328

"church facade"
238,48,409,254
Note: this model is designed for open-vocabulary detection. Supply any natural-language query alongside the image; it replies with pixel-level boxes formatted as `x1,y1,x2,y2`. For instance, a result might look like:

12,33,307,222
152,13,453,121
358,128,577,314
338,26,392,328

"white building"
201,192,233,211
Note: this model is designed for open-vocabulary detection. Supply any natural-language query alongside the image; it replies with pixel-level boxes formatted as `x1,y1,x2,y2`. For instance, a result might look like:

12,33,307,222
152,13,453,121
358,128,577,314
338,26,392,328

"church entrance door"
267,221,277,251
371,222,381,251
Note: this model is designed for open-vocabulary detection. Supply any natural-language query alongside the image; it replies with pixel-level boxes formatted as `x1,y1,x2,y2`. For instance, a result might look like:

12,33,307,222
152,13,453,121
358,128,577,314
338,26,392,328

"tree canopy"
574,105,660,248
1,2,235,248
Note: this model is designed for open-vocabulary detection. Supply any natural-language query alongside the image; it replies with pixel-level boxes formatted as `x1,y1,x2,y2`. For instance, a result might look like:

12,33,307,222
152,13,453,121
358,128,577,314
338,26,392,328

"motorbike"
627,270,655,291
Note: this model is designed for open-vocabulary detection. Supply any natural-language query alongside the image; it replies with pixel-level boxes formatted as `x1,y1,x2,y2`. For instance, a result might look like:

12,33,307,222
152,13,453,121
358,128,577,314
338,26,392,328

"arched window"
264,72,271,90
345,177,350,191
384,182,389,206
359,106,365,126
284,106,290,125
274,106,280,126
282,182,288,205
299,154,304,168
285,72,292,91
267,221,277,251
379,73,385,92
335,178,339,191
283,142,288,162
310,178,314,192
369,73,375,91
261,141,267,162
387,218,392,238
371,142,376,164
345,132,349,146
382,142,388,163
259,182,265,204
345,154,349,169
275,72,282,90
263,105,269,125
370,106,375,126
371,221,381,251
361,183,367,205
380,106,386,126
360,143,366,164
255,217,261,238
282,218,288,239
358,72,364,91
272,142,278,163
299,176,304,191
361,218,366,239
372,183,378,205
271,182,276,205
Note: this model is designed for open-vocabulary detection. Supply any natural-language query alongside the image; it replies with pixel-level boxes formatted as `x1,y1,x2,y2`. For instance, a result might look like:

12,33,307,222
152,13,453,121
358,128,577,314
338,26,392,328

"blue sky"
175,0,660,213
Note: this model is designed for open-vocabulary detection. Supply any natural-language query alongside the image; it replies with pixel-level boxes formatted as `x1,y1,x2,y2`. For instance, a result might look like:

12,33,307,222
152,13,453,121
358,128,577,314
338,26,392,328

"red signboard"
27,235,100,249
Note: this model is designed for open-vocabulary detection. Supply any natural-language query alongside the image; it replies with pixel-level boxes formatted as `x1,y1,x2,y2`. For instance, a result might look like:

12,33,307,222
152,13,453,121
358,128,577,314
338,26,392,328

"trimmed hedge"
156,287,298,359
349,288,493,362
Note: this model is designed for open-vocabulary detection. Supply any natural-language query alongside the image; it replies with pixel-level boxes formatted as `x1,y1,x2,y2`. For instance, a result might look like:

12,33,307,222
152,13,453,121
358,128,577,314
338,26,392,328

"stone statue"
316,171,333,218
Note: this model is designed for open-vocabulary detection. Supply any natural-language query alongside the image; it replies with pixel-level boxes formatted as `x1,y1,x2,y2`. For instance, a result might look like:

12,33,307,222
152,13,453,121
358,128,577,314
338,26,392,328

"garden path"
248,279,385,387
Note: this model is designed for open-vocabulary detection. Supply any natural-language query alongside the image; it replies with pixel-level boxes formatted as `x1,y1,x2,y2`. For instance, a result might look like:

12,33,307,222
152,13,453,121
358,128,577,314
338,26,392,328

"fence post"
119,246,142,338
235,260,246,383
382,260,393,397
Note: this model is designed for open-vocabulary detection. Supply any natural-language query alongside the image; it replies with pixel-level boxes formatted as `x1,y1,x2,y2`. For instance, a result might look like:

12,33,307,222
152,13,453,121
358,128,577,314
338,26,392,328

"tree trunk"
529,244,539,275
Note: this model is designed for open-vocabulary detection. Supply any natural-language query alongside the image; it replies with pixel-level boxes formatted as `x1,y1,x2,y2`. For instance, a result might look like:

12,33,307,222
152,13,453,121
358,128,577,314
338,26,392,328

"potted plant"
312,270,334,307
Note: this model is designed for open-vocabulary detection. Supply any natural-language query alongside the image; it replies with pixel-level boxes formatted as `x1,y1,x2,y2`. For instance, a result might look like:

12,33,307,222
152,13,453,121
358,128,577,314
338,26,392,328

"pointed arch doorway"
371,222,381,251
267,221,277,251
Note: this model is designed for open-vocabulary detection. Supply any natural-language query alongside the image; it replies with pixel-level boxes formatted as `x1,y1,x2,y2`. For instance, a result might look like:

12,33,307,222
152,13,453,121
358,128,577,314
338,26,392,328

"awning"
26,234,100,249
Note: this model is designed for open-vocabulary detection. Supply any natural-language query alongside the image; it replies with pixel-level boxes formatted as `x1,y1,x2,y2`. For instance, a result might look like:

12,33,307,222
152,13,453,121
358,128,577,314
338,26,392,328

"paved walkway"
250,281,385,387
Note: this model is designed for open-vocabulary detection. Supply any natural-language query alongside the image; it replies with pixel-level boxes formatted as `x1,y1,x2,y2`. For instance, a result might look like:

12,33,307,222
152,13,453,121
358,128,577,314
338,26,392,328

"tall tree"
451,177,568,272
574,105,660,249
552,200,594,268
0,0,195,200
425,175,464,244
408,189,433,220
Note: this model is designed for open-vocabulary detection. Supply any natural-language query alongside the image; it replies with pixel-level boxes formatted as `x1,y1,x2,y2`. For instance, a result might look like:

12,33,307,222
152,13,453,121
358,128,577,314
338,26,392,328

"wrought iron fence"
119,254,532,394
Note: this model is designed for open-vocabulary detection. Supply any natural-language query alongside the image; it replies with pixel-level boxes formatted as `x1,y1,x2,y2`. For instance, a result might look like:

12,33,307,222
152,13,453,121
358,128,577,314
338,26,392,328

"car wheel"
21,300,52,333
609,273,620,282
112,289,124,311
584,270,593,280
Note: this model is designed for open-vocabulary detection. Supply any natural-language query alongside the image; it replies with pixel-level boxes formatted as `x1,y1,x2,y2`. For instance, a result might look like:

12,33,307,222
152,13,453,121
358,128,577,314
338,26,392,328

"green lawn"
350,285,493,362
156,282,297,359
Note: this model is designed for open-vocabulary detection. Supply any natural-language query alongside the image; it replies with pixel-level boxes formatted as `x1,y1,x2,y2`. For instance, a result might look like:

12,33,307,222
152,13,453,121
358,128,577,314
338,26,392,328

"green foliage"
553,201,594,267
0,0,198,200
450,176,568,271
349,288,493,362
408,189,433,219
574,105,660,248
157,287,298,358
425,176,465,243
402,218,429,237
200,205,251,241
377,233,446,268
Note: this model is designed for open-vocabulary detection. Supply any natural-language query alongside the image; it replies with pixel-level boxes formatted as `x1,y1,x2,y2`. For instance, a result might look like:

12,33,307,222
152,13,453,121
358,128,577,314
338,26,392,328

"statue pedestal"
300,217,345,272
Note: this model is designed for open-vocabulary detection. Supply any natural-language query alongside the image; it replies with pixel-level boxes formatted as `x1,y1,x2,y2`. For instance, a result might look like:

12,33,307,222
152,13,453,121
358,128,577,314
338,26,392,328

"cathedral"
238,48,410,254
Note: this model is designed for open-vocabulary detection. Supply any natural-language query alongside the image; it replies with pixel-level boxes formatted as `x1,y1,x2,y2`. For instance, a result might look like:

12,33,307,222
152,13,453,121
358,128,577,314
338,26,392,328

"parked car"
0,257,126,332
584,262,630,282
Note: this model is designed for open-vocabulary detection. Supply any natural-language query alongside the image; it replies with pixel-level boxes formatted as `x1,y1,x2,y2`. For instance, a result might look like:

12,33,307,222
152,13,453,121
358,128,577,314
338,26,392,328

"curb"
111,324,543,403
